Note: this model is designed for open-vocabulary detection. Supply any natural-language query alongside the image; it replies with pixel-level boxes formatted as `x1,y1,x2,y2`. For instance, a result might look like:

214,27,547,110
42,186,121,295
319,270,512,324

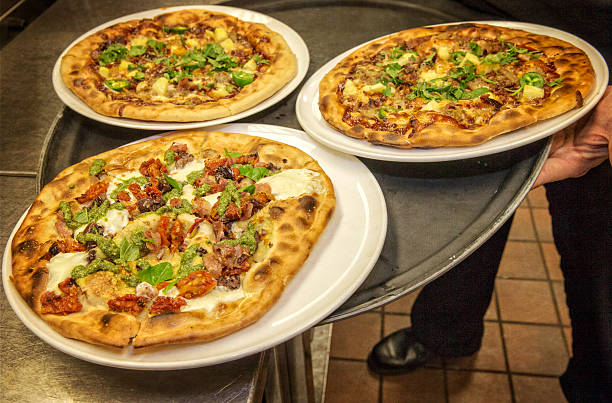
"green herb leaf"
224,148,242,158
137,262,174,285
239,184,256,194
163,173,183,192
547,78,563,87
128,45,147,57
147,39,167,55
468,42,483,57
99,44,127,66
232,164,270,182
253,54,269,64
119,238,141,262
133,71,146,81
423,51,436,65
461,87,490,99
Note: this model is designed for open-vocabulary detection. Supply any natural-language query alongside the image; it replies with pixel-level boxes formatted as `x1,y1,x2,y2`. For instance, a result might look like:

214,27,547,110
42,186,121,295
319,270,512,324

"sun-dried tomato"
75,182,109,204
107,294,147,315
157,216,171,247
57,239,86,253
169,143,188,153
169,219,184,251
150,296,187,315
144,185,162,198
139,158,167,179
177,270,217,299
235,153,258,165
116,191,131,201
128,183,148,199
40,278,82,315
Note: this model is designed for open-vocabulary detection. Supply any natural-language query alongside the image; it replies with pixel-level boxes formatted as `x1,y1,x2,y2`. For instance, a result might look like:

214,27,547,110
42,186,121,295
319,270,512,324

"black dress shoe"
367,327,437,375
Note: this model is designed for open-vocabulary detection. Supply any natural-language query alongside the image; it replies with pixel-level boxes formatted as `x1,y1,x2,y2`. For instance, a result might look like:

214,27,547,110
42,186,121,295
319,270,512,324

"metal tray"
39,0,549,323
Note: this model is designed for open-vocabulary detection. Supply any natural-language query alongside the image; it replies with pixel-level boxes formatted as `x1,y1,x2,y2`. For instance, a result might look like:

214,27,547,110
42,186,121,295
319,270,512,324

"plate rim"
51,5,310,130
2,123,387,370
296,20,609,162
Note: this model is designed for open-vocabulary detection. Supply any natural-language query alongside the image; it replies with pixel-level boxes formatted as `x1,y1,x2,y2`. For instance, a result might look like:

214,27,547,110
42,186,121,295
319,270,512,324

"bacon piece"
240,202,254,221
76,182,109,204
202,253,224,278
139,158,167,179
107,294,147,315
213,244,251,276
157,216,171,247
116,191,131,202
176,270,217,299
40,278,82,315
169,220,185,251
57,239,86,253
150,296,187,315
187,218,207,235
55,212,73,238
128,183,148,199
192,196,211,218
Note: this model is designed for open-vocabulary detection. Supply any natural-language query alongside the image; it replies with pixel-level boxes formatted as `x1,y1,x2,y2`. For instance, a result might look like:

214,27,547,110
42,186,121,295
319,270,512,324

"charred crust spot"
278,242,298,252
18,240,40,256
270,257,281,267
279,223,293,232
269,206,285,219
118,104,127,117
73,78,84,87
101,313,115,326
298,195,317,213
348,125,365,137
296,216,309,228
254,265,269,281
320,95,331,112
576,91,583,108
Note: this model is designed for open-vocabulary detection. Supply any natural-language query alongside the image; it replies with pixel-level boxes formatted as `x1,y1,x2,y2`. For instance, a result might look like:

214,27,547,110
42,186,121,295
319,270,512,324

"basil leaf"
233,164,270,182
224,148,242,158
163,173,183,192
133,71,145,81
239,184,256,194
137,262,174,285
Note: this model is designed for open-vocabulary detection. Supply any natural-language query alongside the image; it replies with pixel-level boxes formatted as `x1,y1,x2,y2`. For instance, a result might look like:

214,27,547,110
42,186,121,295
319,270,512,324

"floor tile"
445,322,506,371
325,359,379,403
532,209,554,242
382,368,445,403
484,292,498,320
447,370,511,403
527,186,549,208
496,279,558,324
512,375,567,403
563,327,573,355
384,287,421,314
508,208,537,241
503,323,568,375
498,241,547,279
541,243,563,280
330,313,381,360
551,282,570,326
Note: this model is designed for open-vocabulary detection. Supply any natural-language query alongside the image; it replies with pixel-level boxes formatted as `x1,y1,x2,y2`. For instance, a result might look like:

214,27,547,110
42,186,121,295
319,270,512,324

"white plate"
2,123,387,370
296,21,609,162
52,5,309,130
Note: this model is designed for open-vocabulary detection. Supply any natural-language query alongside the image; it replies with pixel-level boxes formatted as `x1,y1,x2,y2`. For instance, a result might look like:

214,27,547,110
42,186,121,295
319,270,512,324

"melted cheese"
182,287,246,313
98,209,130,236
168,160,206,182
45,252,89,292
258,169,325,199
182,184,195,202
106,171,142,197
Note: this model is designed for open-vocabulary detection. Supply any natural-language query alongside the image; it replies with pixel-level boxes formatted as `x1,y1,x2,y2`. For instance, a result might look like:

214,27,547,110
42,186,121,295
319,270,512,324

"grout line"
493,282,516,403
528,203,570,356
0,170,37,177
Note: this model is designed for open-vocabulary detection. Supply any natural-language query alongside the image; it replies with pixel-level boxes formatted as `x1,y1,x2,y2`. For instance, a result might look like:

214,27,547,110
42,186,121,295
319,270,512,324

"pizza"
60,9,297,122
319,23,595,148
10,131,335,347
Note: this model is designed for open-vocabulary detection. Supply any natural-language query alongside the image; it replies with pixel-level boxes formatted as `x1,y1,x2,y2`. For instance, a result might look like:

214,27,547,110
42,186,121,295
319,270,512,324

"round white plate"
296,21,609,162
52,5,309,130
2,123,387,370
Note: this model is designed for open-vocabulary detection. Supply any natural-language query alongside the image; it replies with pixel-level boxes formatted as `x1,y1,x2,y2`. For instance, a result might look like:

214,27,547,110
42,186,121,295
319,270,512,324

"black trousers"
411,162,611,402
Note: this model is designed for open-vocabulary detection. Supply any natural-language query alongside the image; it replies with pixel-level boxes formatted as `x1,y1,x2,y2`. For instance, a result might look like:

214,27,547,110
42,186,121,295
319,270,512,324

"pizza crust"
10,131,335,348
60,9,297,122
319,23,595,148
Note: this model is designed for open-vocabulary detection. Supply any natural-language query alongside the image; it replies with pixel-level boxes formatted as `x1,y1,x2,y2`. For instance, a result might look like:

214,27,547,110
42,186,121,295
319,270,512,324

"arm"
533,86,612,188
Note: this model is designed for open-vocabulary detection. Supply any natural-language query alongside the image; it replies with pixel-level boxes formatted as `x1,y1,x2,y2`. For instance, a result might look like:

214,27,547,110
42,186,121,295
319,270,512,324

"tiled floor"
324,187,572,403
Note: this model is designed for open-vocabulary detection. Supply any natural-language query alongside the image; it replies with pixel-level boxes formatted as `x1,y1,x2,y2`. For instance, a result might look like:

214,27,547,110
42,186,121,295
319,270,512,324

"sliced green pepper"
105,79,130,92
519,72,545,88
232,71,254,87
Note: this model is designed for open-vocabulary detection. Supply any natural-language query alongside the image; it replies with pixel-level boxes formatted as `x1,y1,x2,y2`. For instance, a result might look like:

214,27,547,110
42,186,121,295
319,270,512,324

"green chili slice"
104,79,130,92
519,72,545,88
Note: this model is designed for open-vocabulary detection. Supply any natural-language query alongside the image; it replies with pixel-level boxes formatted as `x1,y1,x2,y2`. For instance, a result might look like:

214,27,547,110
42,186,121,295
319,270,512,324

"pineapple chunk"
170,45,186,56
421,99,450,112
205,30,215,40
343,79,358,97
118,60,131,72
397,52,418,66
99,67,110,78
438,46,450,61
522,84,545,99
185,38,199,48
459,53,481,66
362,82,386,93
242,58,257,72
420,69,445,82
476,63,500,75
219,38,235,53
151,77,169,96
214,28,228,42
130,36,148,47
210,86,230,98
136,82,148,92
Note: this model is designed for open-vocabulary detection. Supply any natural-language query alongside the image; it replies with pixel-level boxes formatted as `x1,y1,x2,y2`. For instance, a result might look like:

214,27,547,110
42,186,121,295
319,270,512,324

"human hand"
533,86,612,188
